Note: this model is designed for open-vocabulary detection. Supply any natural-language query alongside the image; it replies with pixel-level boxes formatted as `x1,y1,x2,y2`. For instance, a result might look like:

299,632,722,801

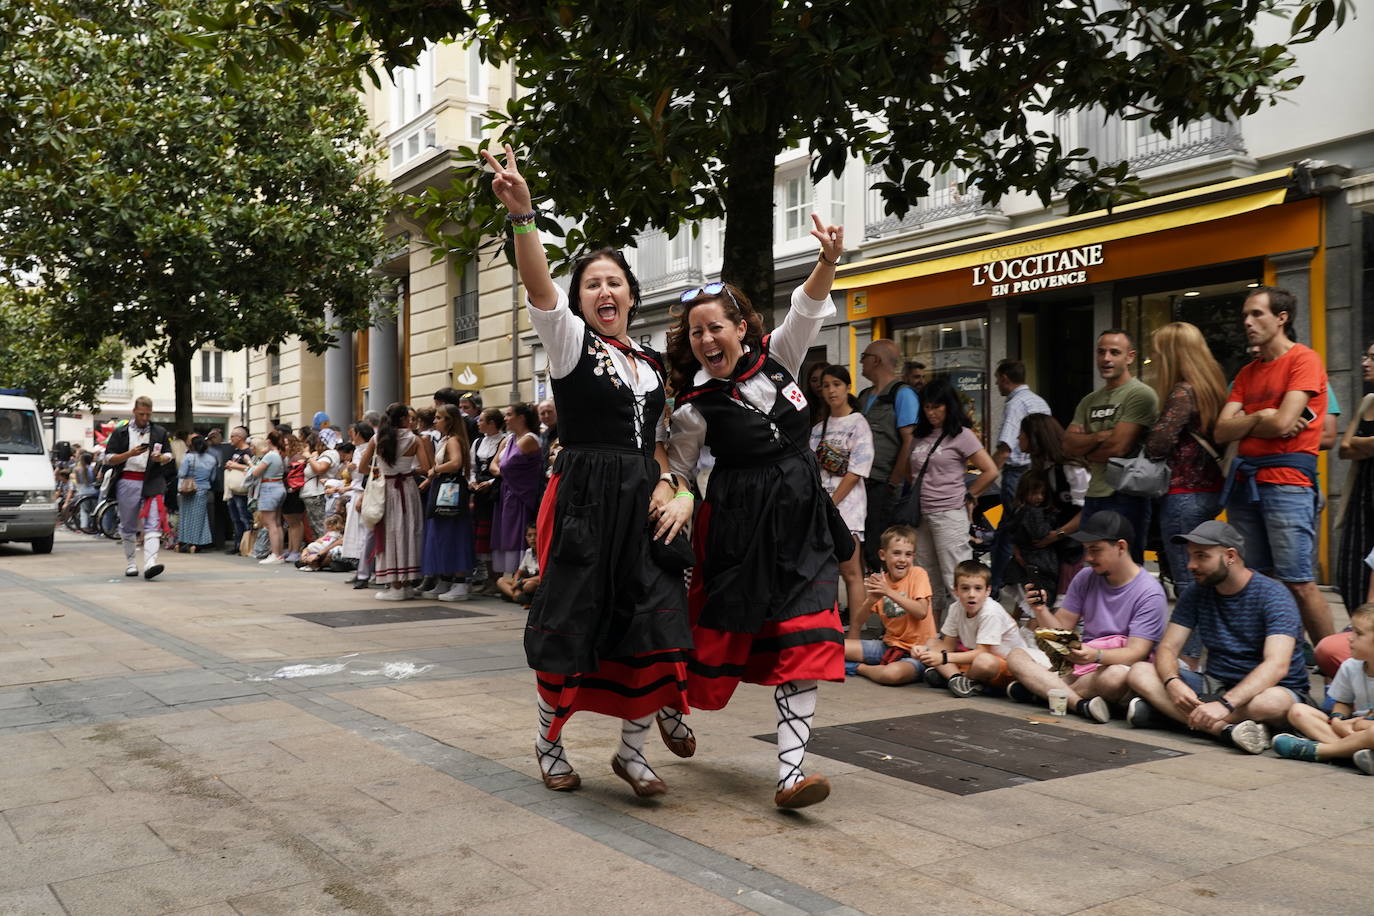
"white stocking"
144,533,161,568
616,714,657,783
121,535,137,564
534,695,573,777
656,706,693,742
775,680,818,791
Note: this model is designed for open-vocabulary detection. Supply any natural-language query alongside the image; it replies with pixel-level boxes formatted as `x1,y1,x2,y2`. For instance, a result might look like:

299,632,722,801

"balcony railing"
1055,113,1246,174
864,165,998,239
628,229,704,293
453,291,479,344
195,378,234,402
101,378,132,400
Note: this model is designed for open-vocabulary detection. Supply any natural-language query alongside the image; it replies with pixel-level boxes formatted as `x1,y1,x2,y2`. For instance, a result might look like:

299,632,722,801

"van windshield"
0,408,46,455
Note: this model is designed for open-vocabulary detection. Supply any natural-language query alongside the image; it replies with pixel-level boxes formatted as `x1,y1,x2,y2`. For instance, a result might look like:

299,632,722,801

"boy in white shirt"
915,560,1049,698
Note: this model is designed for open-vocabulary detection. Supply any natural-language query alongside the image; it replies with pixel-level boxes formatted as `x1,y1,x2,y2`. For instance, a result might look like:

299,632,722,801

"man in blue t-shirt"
857,339,920,573
1126,520,1308,754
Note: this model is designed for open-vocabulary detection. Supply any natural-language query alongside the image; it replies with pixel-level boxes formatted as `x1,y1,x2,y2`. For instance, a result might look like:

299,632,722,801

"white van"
0,392,57,553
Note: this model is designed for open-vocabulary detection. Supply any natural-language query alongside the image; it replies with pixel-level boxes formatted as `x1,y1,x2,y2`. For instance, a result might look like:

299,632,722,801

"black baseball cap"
1069,511,1135,546
1171,520,1245,554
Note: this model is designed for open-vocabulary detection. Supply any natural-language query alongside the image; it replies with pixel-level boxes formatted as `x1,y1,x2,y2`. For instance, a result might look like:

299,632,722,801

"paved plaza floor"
0,531,1369,915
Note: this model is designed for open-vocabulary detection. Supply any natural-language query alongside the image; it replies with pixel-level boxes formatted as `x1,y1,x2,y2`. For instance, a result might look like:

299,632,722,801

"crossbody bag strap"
1188,429,1220,461
912,431,948,489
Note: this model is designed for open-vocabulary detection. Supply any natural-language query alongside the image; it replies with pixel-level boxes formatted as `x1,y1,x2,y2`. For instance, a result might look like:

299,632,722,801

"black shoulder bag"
893,431,947,530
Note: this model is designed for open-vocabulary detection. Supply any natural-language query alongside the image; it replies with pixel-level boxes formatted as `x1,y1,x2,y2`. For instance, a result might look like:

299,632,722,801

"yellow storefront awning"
834,168,1294,291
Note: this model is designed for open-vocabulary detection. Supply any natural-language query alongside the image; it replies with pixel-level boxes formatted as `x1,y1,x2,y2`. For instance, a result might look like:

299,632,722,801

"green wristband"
673,491,693,501
511,222,537,235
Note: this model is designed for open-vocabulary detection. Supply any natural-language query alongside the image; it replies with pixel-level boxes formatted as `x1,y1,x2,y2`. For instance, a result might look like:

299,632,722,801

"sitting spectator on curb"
844,525,934,685
496,524,540,606
1125,520,1307,754
915,560,1050,698
297,515,345,570
1006,511,1167,723
1274,603,1374,772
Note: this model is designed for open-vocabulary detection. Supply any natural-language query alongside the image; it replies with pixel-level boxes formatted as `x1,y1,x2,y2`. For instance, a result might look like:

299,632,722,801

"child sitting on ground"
1001,471,1061,616
843,525,934,685
496,524,540,605
914,559,1050,698
1274,603,1374,773
296,514,345,570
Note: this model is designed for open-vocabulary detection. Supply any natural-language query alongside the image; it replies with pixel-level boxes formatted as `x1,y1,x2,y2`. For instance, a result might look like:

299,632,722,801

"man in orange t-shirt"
1215,286,1333,642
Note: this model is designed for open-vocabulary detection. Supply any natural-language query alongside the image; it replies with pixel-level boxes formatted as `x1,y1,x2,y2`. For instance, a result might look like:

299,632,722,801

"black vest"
678,339,810,469
552,326,666,457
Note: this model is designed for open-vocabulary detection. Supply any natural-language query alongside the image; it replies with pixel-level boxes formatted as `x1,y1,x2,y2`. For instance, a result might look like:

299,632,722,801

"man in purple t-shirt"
1006,512,1167,722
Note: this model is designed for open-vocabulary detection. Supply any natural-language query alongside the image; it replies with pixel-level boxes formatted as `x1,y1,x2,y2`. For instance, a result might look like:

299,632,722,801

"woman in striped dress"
357,403,431,600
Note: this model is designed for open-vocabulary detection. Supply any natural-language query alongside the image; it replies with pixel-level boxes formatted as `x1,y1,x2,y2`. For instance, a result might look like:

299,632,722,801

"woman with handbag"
420,404,476,601
903,377,1000,614
1141,321,1227,594
340,421,376,587
808,364,874,630
222,427,254,554
176,434,218,552
469,407,507,595
358,402,431,601
664,214,849,809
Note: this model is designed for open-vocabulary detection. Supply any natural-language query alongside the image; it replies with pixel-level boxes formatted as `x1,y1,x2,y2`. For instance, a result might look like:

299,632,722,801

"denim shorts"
1224,483,1316,583
1178,667,1308,707
859,638,924,672
258,480,285,512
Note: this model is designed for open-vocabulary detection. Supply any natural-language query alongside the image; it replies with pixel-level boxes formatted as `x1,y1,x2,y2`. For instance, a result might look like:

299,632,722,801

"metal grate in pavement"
289,605,492,627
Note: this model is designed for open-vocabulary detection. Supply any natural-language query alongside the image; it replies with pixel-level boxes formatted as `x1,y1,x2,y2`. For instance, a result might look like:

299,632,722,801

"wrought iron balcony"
864,165,999,239
194,378,234,402
1055,112,1246,174
628,229,705,293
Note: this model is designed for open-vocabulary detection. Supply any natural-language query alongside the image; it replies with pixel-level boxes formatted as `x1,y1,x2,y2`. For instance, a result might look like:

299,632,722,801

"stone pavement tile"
1184,769,1374,838
213,772,398,831
1020,766,1235,815
324,686,467,722
267,730,431,774
0,660,65,687
387,674,527,699
4,788,224,843
0,765,108,809
177,739,308,778
920,833,1190,914
409,711,515,743
168,905,239,916
890,782,1114,848
1144,841,1369,916
0,886,66,916
211,699,321,723
1076,799,1324,873
131,669,266,705
352,768,490,813
50,836,343,915
0,823,177,893
822,808,984,865
0,688,39,709
1130,745,1298,789
718,823,901,892
146,805,282,855
302,797,550,872
150,716,340,753
465,828,755,916
1070,895,1196,916
826,870,1024,916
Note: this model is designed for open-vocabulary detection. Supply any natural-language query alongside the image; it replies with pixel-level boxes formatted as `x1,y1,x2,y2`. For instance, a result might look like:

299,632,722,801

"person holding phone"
103,396,175,579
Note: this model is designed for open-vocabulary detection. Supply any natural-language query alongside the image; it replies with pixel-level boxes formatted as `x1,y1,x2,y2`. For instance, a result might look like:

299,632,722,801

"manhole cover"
289,605,492,627
756,708,1186,795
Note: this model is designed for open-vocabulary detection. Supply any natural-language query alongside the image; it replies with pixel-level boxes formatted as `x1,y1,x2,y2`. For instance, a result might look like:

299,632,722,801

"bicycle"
94,499,121,540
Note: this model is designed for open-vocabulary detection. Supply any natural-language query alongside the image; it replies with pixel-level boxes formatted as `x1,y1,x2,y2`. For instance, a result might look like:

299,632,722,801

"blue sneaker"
844,661,861,677
1273,733,1319,762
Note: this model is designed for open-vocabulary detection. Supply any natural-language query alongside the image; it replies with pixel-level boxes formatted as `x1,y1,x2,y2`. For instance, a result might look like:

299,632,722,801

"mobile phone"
1300,405,1317,424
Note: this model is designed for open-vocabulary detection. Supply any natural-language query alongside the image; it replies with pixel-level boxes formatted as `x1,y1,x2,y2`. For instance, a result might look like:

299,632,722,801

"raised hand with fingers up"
803,212,845,302
480,142,534,216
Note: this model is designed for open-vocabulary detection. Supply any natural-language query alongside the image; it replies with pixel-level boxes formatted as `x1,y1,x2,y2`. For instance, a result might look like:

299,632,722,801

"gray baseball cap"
1171,520,1245,553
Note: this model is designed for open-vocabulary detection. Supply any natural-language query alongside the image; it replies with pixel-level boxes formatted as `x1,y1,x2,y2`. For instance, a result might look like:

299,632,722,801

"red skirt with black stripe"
684,498,844,711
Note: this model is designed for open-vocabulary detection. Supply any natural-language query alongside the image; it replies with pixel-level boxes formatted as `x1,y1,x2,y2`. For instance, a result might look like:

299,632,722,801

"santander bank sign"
971,243,1104,297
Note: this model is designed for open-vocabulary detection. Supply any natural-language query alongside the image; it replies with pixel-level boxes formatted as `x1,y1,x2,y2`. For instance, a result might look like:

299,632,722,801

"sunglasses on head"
679,282,739,310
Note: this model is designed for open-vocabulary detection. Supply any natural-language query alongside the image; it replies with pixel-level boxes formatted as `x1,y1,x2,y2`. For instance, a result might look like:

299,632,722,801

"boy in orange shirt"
844,525,935,685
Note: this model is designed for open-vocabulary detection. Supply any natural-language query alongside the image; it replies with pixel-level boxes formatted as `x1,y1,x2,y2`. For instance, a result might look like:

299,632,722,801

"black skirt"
697,452,839,634
525,447,692,676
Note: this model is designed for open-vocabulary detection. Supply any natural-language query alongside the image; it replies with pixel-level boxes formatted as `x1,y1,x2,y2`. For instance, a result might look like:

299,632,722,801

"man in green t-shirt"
1059,329,1159,562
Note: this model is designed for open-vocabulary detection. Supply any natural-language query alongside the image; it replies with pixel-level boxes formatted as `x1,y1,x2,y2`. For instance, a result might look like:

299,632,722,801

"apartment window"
466,41,486,100
200,349,223,382
830,175,846,227
779,172,814,241
111,365,124,380
391,46,434,127
468,112,485,142
267,350,281,386
453,264,479,344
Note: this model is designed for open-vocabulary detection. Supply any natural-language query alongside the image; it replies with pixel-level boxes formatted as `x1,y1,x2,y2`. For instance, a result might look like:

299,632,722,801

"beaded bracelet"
818,251,840,266
511,222,537,235
507,211,537,226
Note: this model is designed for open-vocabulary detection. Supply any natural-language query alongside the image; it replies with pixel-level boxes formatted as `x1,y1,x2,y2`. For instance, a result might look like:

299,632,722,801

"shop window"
892,314,990,441
1118,263,1261,384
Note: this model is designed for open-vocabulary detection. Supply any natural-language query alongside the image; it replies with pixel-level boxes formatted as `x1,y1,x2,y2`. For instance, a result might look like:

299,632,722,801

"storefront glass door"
891,314,989,441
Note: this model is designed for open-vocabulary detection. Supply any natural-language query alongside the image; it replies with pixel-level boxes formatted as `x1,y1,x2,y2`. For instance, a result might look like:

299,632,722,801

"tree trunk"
169,336,195,436
719,0,780,319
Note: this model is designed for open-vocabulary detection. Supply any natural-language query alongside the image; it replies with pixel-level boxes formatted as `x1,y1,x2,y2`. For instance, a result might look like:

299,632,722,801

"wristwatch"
659,472,680,489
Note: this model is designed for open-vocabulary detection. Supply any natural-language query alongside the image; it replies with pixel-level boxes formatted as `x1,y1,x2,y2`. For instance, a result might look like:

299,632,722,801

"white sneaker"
437,583,470,602
1228,720,1271,755
376,588,410,601
258,555,286,565
419,582,446,598
125,564,138,577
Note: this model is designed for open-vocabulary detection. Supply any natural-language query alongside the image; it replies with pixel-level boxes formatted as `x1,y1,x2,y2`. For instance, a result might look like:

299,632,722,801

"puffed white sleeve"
526,285,586,379
667,404,705,485
769,284,836,378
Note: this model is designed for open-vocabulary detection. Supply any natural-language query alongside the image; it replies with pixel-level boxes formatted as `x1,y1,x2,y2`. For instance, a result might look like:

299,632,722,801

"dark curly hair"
664,282,766,395
568,248,642,326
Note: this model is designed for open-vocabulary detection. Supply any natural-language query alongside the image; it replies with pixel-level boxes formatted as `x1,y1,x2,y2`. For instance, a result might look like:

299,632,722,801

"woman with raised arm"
664,214,847,809
483,143,694,798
